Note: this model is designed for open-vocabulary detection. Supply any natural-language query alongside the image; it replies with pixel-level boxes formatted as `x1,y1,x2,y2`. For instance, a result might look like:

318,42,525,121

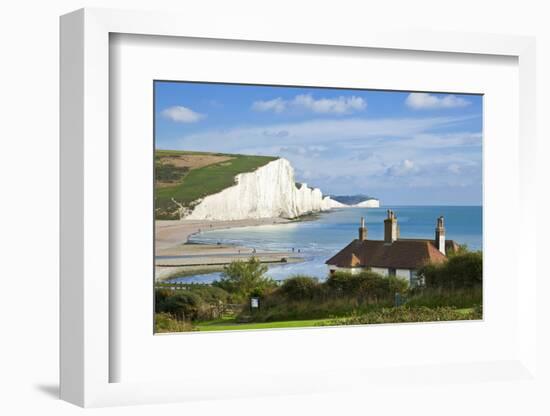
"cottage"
325,210,459,286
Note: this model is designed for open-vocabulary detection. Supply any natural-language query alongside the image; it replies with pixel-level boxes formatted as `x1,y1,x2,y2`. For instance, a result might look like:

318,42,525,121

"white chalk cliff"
184,158,346,221
354,199,380,208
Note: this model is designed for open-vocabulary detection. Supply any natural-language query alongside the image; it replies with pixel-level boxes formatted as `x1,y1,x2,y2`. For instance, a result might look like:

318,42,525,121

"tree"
213,257,276,301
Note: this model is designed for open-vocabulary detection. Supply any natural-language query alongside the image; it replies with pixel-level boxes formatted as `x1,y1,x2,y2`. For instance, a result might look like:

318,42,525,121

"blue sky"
155,81,482,205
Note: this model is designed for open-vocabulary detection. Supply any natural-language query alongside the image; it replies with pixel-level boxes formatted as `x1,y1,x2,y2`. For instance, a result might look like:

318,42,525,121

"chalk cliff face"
354,199,380,208
185,158,346,221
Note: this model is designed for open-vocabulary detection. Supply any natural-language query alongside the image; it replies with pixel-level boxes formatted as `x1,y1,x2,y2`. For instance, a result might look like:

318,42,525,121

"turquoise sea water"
167,206,482,283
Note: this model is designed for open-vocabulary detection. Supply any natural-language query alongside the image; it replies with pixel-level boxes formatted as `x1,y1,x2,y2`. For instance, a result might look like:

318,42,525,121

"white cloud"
175,116,470,152
252,98,287,113
387,159,419,177
161,106,205,123
292,94,366,114
169,116,480,195
252,94,366,115
405,93,470,110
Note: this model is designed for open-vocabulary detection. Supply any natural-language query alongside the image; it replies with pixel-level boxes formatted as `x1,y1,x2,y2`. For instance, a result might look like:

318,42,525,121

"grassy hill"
155,150,278,219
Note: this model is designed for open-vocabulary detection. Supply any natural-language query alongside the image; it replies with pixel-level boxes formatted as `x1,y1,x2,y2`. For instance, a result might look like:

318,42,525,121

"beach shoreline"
155,217,305,281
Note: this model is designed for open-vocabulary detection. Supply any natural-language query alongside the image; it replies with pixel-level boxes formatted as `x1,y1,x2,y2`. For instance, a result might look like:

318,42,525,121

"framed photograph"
60,8,538,407
152,81,483,334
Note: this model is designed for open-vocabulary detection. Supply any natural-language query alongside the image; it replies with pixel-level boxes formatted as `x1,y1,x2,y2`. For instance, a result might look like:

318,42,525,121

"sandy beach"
155,218,303,281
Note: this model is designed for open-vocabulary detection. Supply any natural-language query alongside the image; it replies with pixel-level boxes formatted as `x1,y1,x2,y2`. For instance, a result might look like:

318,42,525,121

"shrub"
155,313,194,333
445,252,483,287
186,285,231,304
326,271,408,300
406,287,482,309
155,288,173,312
418,263,441,287
156,290,204,320
387,276,409,295
279,276,322,301
419,251,482,289
155,285,235,322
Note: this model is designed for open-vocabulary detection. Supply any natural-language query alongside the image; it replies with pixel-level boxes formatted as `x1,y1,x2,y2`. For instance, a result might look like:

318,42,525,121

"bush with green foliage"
213,257,277,301
155,288,172,311
185,284,232,304
156,290,204,320
155,284,233,322
279,276,323,301
326,271,408,300
406,287,482,309
419,251,482,289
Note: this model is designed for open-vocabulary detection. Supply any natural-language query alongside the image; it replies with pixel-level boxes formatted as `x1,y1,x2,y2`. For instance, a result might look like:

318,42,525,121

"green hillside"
155,150,277,220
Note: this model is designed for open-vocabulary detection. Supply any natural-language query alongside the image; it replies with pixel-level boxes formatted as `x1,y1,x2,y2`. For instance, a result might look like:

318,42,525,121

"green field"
155,150,277,219
192,307,478,331
194,317,337,331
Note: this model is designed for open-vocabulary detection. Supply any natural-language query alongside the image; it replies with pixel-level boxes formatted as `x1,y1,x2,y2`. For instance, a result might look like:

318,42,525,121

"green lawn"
155,150,277,217
194,316,338,331
192,307,477,331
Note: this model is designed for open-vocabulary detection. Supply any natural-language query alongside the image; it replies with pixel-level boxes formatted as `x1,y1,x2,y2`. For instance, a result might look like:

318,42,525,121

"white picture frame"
60,8,538,408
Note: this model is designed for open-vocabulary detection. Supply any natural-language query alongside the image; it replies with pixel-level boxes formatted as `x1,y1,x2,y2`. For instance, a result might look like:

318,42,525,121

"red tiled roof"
326,238,456,269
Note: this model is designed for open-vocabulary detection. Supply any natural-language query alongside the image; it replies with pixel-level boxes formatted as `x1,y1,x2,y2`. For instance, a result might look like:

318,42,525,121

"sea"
166,206,482,284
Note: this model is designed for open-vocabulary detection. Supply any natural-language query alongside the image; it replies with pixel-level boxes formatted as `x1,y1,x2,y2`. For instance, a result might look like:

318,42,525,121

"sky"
154,81,483,206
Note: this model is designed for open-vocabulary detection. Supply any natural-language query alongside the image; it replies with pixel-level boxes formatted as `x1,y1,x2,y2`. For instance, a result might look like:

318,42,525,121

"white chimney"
435,216,446,254
384,209,398,243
